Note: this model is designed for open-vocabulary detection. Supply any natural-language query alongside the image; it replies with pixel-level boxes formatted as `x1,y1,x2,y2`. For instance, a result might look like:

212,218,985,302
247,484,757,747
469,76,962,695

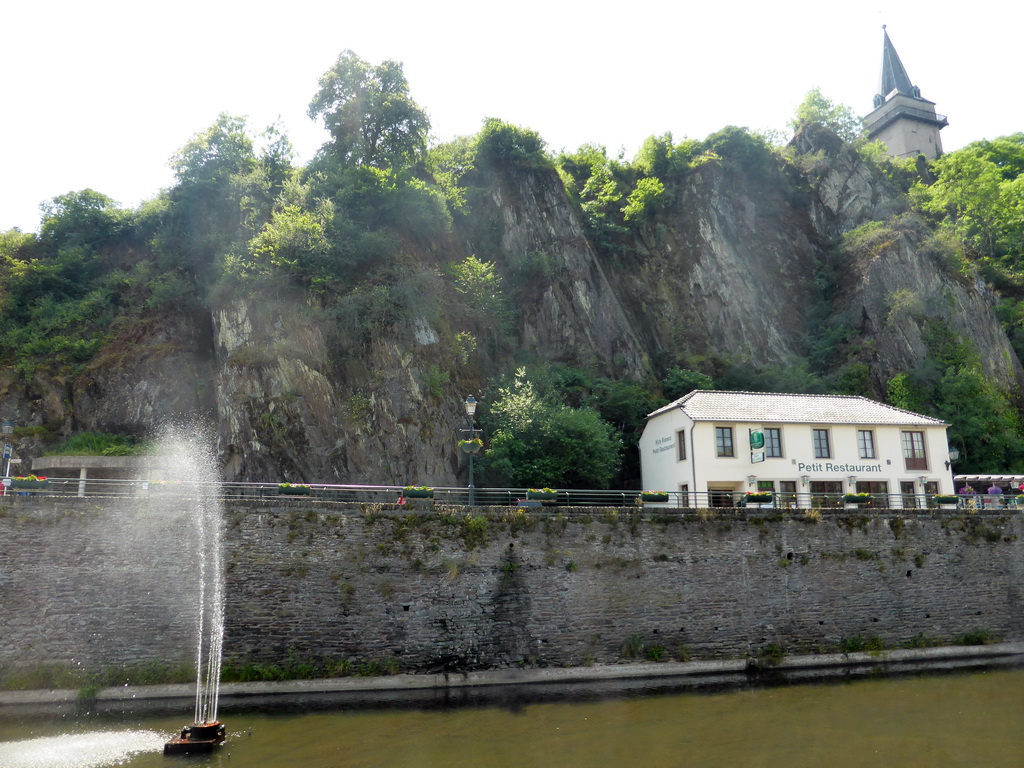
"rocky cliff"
2,124,1020,483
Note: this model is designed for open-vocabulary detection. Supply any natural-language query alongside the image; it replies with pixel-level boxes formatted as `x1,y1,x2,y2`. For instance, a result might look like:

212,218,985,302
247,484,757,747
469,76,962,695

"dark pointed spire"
865,26,946,159
877,26,917,100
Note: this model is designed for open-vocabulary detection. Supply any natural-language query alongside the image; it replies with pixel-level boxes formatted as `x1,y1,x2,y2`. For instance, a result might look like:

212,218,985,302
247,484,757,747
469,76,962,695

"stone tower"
864,27,947,159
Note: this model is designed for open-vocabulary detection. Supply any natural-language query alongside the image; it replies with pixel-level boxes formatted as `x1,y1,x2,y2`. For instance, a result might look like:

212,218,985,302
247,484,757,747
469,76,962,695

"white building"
639,390,954,508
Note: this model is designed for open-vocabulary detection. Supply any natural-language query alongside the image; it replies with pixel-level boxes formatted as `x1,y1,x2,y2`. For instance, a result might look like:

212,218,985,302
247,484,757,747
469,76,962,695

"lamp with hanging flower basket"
458,438,483,455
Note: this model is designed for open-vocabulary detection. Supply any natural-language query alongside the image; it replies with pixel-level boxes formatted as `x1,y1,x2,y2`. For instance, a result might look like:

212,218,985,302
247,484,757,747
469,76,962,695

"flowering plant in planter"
932,494,959,505
527,487,557,500
278,482,312,495
745,491,774,502
458,438,483,454
641,490,669,502
11,475,48,489
403,486,434,498
843,492,871,504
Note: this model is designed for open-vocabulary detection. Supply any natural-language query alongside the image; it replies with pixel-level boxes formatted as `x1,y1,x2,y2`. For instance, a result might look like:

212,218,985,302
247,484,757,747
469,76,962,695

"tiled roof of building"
647,390,948,426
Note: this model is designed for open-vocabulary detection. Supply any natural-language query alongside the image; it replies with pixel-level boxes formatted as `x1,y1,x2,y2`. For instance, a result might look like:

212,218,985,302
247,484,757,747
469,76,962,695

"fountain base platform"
164,721,226,755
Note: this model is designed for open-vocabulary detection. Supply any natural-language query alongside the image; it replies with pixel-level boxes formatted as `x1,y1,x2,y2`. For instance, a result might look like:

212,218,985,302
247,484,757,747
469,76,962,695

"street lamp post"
2,419,13,479
463,395,478,506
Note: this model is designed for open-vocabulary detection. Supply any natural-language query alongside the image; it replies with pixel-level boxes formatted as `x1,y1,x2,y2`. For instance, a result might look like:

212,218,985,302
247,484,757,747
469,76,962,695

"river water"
1,668,1022,768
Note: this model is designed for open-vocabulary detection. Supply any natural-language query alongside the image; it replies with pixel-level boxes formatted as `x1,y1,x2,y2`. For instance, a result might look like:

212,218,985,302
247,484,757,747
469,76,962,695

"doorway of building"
856,481,890,507
708,487,739,507
809,481,843,508
900,481,917,509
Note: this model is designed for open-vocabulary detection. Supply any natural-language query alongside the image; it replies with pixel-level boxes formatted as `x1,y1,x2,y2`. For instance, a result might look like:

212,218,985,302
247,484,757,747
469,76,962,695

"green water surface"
1,668,1021,768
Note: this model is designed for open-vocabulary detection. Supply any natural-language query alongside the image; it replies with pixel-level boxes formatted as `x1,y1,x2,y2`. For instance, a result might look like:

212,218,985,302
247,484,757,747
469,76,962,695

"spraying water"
0,730,166,768
0,422,228,764
146,424,226,728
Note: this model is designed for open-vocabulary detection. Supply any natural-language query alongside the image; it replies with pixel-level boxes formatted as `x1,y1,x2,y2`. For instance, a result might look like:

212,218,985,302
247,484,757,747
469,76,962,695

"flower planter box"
278,486,311,496
11,479,48,490
641,492,669,503
527,490,557,501
745,494,773,503
403,488,434,499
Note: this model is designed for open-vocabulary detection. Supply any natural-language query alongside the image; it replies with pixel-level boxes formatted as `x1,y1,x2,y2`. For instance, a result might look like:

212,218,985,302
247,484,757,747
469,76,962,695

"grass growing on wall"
221,654,402,682
0,661,195,692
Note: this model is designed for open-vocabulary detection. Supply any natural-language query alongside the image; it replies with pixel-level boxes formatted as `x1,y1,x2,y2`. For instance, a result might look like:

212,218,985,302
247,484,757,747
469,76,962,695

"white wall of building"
640,409,954,507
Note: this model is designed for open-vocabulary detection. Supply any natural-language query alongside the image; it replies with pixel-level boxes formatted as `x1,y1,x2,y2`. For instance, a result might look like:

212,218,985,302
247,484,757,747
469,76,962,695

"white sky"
3,0,1021,233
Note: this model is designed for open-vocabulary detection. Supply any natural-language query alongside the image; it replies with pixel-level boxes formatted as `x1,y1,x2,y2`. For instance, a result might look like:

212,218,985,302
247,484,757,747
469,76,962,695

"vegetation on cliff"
2,51,1023,479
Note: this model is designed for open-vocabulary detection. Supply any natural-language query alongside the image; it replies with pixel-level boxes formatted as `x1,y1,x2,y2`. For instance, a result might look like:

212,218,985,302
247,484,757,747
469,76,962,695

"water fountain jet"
151,425,228,756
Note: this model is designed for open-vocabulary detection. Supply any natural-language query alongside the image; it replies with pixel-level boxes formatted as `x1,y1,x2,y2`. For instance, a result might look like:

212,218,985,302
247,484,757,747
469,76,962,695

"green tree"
474,118,548,170
480,369,622,488
789,87,865,143
913,140,1024,261
158,114,261,278
449,255,512,345
244,200,333,285
427,135,477,212
621,176,665,222
664,367,714,400
38,190,126,253
170,114,257,190
308,50,430,169
934,366,1023,472
555,144,627,248
886,320,1024,473
258,122,297,192
633,132,699,178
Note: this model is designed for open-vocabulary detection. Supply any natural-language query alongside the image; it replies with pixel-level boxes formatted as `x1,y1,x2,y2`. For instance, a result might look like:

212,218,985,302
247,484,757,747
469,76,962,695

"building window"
765,428,782,458
676,429,686,461
812,429,831,459
715,427,734,457
857,430,876,459
902,430,928,470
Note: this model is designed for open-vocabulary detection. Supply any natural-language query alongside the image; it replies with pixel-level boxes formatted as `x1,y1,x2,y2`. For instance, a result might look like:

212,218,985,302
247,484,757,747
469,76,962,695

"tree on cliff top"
308,50,430,170
789,87,865,144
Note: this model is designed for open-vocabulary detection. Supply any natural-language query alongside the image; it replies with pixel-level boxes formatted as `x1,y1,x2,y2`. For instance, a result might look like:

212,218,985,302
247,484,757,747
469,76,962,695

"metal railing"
1,478,1016,511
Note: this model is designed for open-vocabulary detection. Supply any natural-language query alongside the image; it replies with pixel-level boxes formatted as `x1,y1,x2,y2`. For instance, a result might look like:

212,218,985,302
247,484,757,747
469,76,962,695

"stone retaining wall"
1,498,1021,673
